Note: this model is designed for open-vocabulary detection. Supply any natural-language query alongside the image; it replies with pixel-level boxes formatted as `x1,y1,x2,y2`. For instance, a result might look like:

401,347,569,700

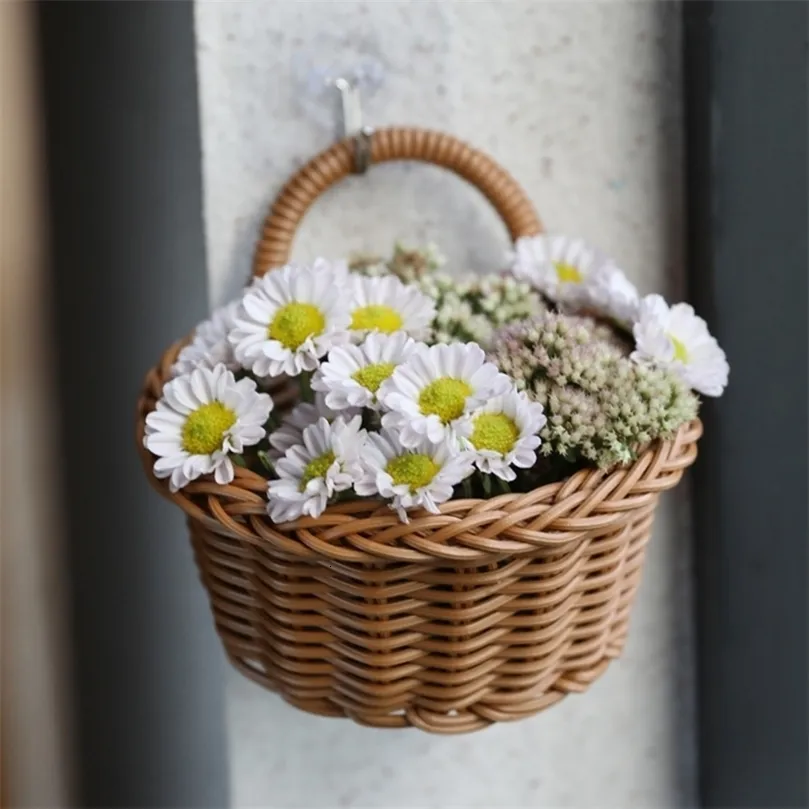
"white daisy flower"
459,389,547,481
228,263,351,378
348,274,436,339
631,294,729,397
170,299,242,378
144,364,273,492
577,262,640,326
510,234,601,302
311,331,418,411
266,391,349,460
266,415,366,523
510,235,639,323
355,430,475,523
379,342,512,448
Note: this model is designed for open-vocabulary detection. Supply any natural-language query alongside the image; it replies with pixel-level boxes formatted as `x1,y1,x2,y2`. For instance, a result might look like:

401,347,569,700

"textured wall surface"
194,2,695,806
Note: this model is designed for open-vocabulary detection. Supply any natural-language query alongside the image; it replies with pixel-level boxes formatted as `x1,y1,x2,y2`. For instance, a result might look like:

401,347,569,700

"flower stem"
481,473,492,498
461,477,473,499
265,411,280,432
299,371,314,403
257,450,275,475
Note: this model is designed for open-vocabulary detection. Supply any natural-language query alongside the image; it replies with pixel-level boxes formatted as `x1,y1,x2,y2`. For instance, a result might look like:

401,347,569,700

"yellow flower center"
553,261,583,284
386,453,440,492
268,302,326,349
470,412,520,456
181,401,237,456
352,361,397,394
418,377,473,424
350,305,403,333
669,333,689,363
299,450,335,492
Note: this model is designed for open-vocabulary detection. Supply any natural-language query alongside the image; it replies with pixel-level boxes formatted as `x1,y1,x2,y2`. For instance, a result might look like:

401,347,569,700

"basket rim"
136,340,702,563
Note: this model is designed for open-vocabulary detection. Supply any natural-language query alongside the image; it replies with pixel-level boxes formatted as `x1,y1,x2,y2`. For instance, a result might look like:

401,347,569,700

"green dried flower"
388,242,444,283
420,271,548,347
488,311,698,470
348,242,444,283
347,251,387,276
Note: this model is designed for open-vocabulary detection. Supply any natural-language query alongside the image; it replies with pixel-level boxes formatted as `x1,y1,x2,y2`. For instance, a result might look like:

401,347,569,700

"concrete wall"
194,2,695,806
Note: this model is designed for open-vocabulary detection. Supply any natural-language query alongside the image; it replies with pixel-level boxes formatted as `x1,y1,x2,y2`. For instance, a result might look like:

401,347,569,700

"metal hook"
330,76,374,175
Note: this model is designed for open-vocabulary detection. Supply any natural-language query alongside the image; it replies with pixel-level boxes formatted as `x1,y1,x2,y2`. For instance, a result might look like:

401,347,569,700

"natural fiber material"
137,128,702,733
253,127,543,276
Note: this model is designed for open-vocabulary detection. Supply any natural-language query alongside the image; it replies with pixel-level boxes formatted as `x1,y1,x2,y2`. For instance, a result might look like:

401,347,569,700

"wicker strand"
252,127,543,277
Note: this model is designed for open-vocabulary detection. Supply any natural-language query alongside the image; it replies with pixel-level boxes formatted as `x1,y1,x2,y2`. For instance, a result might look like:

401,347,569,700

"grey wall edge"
36,2,230,806
683,2,808,807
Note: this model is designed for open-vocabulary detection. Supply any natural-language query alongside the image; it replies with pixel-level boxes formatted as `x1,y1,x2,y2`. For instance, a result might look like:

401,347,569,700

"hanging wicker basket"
137,127,702,734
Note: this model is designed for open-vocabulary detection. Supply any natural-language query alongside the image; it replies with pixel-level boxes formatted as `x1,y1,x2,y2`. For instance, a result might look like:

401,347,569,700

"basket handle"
252,126,543,278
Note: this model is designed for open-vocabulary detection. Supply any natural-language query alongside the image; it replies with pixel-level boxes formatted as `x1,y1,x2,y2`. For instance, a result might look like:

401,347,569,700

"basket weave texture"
137,127,702,734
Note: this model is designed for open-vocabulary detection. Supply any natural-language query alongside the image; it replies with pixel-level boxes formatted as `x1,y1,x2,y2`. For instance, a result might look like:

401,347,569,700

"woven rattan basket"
137,127,702,734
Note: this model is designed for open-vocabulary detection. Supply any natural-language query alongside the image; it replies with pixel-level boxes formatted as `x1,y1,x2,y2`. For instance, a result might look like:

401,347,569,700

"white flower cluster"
144,237,727,525
419,271,546,347
309,338,546,522
144,260,547,524
510,235,729,397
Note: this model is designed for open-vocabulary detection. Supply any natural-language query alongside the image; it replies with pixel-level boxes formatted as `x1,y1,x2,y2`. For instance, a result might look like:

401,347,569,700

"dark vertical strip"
684,2,808,807
36,2,230,806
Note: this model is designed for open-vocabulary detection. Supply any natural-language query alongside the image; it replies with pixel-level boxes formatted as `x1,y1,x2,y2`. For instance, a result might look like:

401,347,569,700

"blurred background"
1,2,806,807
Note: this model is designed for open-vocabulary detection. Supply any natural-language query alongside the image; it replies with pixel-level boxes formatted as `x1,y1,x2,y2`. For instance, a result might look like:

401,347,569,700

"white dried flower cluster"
489,312,699,470
419,271,547,347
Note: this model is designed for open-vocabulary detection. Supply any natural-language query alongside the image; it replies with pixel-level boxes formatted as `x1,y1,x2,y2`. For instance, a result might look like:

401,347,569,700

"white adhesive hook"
327,75,374,173
291,52,384,143
332,76,364,140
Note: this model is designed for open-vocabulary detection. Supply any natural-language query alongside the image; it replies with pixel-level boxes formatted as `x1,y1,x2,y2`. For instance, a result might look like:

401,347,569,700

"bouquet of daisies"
143,236,728,524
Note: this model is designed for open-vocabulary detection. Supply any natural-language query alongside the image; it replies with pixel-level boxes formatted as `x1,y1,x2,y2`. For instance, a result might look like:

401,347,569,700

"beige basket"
137,127,702,734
